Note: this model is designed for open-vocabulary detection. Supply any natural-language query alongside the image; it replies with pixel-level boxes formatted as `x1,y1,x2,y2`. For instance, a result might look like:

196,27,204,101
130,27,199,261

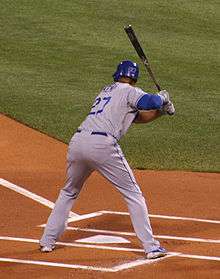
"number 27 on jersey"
89,97,111,115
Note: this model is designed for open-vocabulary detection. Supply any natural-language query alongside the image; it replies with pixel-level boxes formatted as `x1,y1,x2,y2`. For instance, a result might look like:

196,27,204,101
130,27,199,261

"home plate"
75,235,130,244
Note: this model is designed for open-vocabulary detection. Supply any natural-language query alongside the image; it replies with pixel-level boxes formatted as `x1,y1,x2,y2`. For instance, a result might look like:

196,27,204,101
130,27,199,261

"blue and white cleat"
146,247,167,259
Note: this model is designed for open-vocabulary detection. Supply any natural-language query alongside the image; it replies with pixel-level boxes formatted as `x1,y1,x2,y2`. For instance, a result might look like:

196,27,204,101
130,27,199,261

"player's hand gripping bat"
124,25,161,91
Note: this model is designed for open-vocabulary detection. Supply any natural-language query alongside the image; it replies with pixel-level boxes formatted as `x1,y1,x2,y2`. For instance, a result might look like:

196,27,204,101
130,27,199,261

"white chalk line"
0,178,78,218
0,254,175,272
112,254,177,271
176,254,220,261
41,225,220,244
0,236,175,272
0,178,104,222
1,180,220,267
0,257,112,272
0,236,219,262
100,210,220,225
0,236,143,253
1,178,220,225
0,176,219,272
67,212,104,223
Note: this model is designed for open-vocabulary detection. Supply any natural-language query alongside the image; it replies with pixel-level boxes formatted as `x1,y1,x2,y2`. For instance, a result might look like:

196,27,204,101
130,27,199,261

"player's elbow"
150,95,163,109
136,94,162,110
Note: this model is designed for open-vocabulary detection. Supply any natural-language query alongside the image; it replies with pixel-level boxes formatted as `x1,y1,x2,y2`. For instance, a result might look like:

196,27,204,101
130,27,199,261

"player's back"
79,82,139,140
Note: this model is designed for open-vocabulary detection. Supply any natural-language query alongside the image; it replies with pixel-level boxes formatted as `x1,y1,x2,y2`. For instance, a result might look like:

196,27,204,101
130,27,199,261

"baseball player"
39,60,175,259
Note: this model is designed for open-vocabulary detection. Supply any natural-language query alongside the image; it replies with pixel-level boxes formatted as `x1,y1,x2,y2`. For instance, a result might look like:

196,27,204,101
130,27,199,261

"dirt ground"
0,113,219,279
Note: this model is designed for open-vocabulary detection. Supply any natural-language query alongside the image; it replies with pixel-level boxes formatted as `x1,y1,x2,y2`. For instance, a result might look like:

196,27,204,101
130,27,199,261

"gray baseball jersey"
40,81,161,254
79,82,146,140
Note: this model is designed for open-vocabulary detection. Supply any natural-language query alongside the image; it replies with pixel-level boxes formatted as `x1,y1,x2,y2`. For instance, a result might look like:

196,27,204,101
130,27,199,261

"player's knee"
61,188,79,199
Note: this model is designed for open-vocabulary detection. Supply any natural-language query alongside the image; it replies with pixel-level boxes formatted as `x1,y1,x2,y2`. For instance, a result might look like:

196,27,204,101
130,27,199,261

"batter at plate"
40,60,175,259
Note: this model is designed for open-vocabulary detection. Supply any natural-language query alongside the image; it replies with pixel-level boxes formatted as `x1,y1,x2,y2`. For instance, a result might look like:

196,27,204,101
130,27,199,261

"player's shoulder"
100,82,130,94
125,85,145,97
118,82,144,92
100,82,144,97
115,82,142,94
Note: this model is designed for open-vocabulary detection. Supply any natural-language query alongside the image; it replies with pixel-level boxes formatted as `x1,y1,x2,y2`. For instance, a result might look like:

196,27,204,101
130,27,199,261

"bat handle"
155,83,162,91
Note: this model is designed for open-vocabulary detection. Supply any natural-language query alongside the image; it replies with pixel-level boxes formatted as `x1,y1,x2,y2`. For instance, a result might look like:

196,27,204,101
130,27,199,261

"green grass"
0,0,219,171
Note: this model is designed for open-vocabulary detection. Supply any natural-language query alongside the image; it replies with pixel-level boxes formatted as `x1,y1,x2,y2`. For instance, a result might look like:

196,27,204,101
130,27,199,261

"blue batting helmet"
113,60,139,82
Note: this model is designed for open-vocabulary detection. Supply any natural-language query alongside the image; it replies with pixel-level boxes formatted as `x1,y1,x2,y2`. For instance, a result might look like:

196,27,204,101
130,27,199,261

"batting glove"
162,101,175,115
158,90,170,104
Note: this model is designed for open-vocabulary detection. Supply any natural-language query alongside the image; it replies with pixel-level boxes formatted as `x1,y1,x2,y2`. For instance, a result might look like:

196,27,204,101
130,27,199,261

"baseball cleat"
40,245,55,253
146,247,167,259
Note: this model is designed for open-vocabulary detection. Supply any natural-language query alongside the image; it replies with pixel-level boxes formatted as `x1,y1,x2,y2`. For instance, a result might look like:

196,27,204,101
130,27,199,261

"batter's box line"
39,210,220,245
1,178,219,225
0,253,177,273
0,236,220,262
39,225,220,244
0,178,78,217
67,210,220,224
99,210,220,224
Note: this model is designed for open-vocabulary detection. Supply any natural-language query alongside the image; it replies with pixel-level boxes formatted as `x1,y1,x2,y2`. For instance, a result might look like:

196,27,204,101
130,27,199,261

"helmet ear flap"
112,70,120,82
113,60,139,82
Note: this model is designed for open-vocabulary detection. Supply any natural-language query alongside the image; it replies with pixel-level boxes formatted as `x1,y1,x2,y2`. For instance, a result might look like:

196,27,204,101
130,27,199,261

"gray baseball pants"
40,130,160,253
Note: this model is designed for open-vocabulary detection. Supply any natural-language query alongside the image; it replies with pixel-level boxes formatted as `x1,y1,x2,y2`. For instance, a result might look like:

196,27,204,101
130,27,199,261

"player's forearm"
134,110,162,124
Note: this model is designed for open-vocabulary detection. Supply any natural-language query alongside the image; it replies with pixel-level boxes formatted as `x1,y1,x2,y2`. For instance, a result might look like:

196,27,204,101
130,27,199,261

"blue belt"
76,129,108,137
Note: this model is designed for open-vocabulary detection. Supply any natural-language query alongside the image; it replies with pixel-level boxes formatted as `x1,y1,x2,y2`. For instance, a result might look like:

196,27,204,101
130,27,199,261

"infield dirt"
0,113,219,279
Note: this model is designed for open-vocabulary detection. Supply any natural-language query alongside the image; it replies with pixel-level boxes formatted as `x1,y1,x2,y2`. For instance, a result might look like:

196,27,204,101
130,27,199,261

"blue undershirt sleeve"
136,94,163,110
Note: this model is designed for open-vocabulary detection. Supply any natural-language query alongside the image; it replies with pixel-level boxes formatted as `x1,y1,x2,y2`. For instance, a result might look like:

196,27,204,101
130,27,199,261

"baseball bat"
124,25,161,91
